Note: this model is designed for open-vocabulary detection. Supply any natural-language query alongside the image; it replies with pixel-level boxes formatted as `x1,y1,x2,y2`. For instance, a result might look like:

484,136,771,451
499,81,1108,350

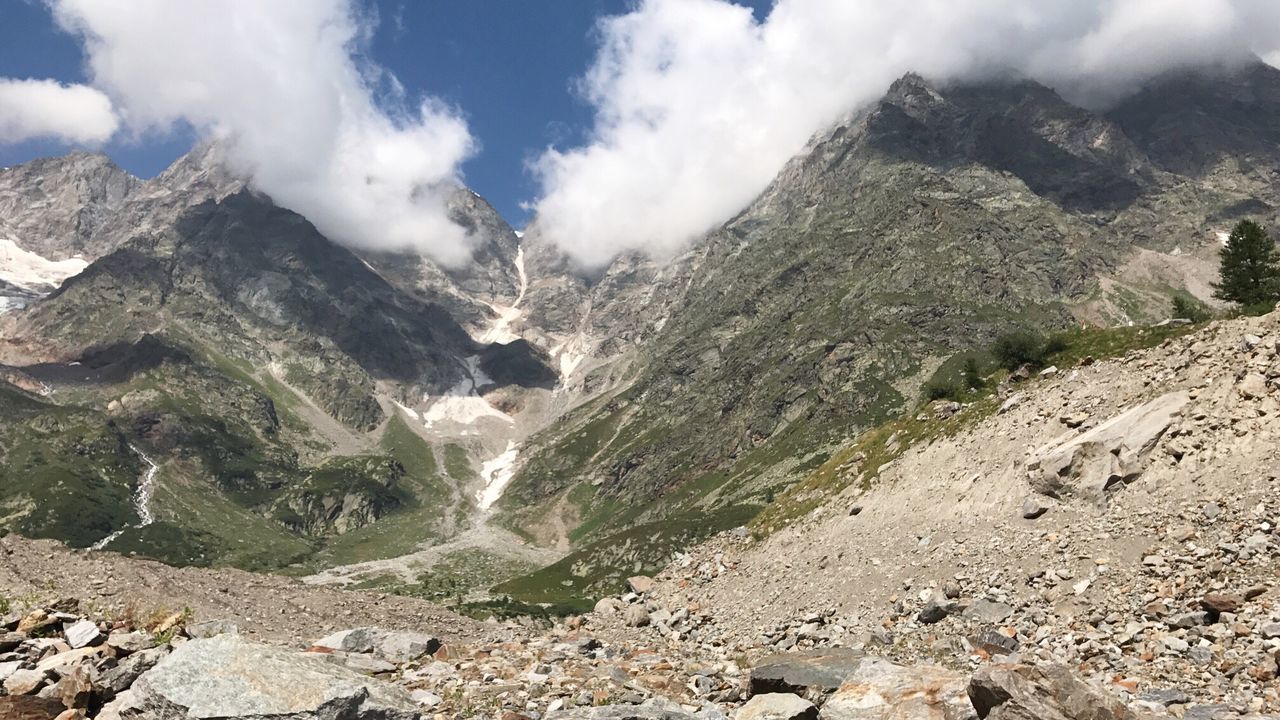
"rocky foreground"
0,595,1243,720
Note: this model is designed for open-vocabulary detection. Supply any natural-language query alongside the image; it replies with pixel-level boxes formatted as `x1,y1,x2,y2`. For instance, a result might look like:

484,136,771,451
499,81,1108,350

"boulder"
819,657,973,720
0,632,24,652
3,669,46,696
106,631,156,655
1237,373,1269,399
968,662,1136,720
736,693,817,720
594,598,624,616
312,627,377,654
62,620,102,649
185,620,238,639
1200,593,1242,618
0,696,67,720
750,649,866,703
917,599,954,625
1025,391,1188,505
1020,497,1047,520
965,600,1013,624
627,576,656,595
372,632,441,663
98,646,171,699
125,634,420,719
624,606,651,628
57,666,93,710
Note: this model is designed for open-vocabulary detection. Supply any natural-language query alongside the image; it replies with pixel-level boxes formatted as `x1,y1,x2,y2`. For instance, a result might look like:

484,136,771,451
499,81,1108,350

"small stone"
1167,612,1207,629
1200,593,1242,616
848,505,863,517
735,693,817,720
1237,373,1269,399
1059,412,1089,428
1202,502,1220,521
410,690,442,708
1140,688,1190,707
624,607,651,628
1020,497,1048,520
918,600,953,625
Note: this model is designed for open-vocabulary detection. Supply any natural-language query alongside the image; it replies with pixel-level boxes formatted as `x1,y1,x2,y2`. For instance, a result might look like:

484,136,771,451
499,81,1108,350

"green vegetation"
753,319,1200,535
991,330,1066,371
1214,219,1280,313
1171,293,1212,323
495,505,759,607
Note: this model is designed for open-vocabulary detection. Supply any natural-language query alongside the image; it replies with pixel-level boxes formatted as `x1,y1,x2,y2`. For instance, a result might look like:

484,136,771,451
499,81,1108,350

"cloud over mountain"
48,0,480,265
532,0,1280,269
0,78,118,145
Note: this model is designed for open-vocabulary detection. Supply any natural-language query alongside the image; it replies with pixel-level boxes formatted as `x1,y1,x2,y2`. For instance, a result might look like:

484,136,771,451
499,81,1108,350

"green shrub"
1171,293,1211,322
961,358,984,390
923,378,963,401
992,330,1049,370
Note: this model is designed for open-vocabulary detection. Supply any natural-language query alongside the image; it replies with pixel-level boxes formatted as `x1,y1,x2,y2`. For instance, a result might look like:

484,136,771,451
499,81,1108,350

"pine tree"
1212,220,1280,310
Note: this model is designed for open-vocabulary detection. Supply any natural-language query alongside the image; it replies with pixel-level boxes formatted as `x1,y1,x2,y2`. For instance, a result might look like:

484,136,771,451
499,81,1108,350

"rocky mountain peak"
0,151,140,260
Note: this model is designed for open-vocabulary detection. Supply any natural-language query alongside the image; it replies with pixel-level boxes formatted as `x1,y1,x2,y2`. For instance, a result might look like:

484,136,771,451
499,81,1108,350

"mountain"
0,146,557,571
486,62,1280,604
3,61,1280,611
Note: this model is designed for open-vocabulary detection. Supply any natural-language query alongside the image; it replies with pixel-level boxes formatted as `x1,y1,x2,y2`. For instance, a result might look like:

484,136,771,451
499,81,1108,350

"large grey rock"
819,657,974,720
1026,391,1189,505
185,620,238,640
968,662,1137,720
98,646,171,699
965,600,1014,624
371,632,440,663
312,628,377,654
917,599,955,625
750,649,866,703
125,634,419,719
2,669,46,696
63,619,102,649
736,693,817,720
107,631,157,655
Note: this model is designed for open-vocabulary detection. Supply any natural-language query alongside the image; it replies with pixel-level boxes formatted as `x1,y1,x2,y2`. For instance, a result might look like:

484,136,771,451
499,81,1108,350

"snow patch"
1217,231,1231,247
476,441,520,511
421,355,512,428
422,395,513,427
392,400,420,420
0,236,89,292
478,246,528,345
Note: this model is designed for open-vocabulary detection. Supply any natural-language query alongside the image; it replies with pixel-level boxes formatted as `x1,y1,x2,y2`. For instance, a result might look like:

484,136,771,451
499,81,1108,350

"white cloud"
533,0,1280,269
0,78,118,144
50,0,479,265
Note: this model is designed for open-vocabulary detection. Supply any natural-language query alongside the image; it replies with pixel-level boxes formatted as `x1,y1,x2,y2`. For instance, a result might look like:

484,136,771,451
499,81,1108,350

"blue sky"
0,0,768,227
